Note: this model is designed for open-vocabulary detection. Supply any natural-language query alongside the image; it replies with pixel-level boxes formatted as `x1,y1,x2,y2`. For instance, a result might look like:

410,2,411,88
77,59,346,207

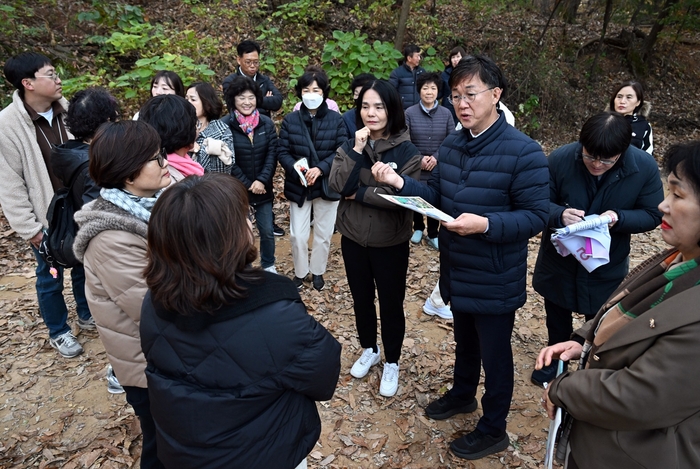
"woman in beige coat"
536,141,700,469
74,121,171,469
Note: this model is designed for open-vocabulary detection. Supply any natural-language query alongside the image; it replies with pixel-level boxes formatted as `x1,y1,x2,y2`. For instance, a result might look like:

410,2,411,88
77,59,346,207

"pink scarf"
235,109,260,143
167,152,204,177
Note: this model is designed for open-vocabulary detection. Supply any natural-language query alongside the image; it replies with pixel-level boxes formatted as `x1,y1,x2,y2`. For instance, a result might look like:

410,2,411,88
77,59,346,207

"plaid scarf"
584,249,700,367
100,187,161,223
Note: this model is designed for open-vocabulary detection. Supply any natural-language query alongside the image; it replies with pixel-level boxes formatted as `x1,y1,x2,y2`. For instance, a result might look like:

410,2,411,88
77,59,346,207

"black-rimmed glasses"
149,148,168,168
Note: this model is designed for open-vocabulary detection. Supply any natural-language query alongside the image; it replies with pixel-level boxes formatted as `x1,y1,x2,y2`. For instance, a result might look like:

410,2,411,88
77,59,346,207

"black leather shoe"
425,392,477,420
312,274,325,291
450,429,509,460
530,361,561,388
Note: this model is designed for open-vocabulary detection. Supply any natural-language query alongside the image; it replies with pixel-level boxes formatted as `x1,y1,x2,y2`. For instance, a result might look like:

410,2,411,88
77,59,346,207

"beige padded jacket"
73,198,149,388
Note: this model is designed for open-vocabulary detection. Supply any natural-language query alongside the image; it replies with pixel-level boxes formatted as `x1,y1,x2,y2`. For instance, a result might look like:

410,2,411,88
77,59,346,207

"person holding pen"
530,111,663,386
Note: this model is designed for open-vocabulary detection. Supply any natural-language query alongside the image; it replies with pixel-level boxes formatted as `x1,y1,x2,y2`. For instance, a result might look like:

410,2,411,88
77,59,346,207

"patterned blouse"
193,119,235,173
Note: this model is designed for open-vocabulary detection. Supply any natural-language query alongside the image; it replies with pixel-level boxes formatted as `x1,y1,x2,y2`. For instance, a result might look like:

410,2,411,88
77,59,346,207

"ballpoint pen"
565,203,586,221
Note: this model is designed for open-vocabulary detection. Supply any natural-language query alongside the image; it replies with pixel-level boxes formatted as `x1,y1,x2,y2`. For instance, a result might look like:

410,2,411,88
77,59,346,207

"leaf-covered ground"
0,187,668,468
2,1,700,467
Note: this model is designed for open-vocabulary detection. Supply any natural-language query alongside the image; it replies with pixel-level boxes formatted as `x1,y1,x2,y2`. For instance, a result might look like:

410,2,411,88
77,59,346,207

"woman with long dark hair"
329,80,421,397
608,80,653,154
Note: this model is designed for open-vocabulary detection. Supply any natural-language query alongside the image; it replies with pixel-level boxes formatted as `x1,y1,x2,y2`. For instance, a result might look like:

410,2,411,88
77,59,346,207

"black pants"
341,236,409,364
413,212,439,239
545,298,595,346
123,386,165,469
451,310,516,437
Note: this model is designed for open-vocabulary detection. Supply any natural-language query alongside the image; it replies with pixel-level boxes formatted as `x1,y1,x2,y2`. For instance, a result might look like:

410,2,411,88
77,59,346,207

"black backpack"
38,160,88,269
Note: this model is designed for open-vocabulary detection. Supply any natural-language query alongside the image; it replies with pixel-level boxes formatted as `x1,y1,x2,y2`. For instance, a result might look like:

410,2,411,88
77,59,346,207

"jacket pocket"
490,243,504,272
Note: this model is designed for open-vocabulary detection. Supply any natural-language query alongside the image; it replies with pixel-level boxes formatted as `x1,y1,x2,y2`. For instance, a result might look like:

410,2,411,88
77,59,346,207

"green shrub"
62,15,216,108
321,30,404,111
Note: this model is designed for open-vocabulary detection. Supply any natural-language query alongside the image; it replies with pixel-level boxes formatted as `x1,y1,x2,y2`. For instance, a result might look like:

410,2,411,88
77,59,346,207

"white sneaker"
49,331,83,358
350,347,381,378
106,365,125,394
379,362,399,397
423,298,453,319
263,265,278,274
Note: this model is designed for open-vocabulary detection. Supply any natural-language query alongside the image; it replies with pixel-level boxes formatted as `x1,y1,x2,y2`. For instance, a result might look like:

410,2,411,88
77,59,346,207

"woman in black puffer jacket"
140,174,341,469
278,68,348,291
224,75,279,273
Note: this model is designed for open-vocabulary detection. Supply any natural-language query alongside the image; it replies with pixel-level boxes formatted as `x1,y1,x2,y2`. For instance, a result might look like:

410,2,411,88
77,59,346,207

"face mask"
302,93,323,110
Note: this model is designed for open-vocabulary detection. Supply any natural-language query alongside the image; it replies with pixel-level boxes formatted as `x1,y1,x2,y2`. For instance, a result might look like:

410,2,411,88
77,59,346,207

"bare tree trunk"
538,0,564,45
560,0,580,23
642,0,680,61
394,0,412,50
629,1,643,27
589,0,613,82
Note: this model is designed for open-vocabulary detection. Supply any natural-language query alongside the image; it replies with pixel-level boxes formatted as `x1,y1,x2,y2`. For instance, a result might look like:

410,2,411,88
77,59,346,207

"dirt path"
0,205,665,468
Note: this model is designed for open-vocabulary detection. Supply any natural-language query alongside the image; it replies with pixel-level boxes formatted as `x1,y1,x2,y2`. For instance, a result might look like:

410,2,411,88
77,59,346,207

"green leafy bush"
321,30,404,110
517,94,541,134
62,16,216,108
76,1,145,30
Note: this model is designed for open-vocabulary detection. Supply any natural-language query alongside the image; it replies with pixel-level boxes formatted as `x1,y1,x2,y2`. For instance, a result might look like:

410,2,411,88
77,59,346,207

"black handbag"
297,113,340,201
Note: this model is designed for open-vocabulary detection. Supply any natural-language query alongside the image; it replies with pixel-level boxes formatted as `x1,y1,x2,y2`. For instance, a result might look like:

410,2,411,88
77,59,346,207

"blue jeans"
31,245,92,338
254,201,275,269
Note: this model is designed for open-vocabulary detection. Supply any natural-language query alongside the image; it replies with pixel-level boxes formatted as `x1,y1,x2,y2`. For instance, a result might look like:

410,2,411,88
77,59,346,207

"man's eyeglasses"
34,72,60,82
243,60,260,67
448,87,495,105
582,152,619,166
149,148,168,168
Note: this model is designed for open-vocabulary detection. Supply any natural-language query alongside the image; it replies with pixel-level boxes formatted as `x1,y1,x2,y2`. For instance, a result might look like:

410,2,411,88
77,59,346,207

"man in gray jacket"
0,52,93,358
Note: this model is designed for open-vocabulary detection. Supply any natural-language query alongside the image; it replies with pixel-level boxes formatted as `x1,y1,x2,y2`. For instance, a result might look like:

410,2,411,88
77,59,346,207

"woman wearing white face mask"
293,66,341,113
278,69,348,292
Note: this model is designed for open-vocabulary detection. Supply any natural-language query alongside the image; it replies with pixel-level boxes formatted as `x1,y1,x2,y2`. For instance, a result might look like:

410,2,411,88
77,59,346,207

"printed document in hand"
293,158,309,187
544,360,565,469
550,214,613,273
378,195,454,222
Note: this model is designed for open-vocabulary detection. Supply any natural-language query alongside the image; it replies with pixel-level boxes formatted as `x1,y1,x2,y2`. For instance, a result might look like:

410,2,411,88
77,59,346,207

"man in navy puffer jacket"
389,44,426,110
374,55,549,460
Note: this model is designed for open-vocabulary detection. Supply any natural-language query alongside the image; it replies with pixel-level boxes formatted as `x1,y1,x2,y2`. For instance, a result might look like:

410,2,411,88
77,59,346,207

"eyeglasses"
247,205,256,223
448,87,495,105
34,72,60,82
149,148,168,168
242,60,260,67
581,152,619,166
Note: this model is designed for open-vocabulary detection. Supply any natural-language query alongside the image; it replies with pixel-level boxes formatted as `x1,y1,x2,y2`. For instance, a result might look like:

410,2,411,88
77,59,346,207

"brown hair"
145,173,263,314
89,121,161,189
